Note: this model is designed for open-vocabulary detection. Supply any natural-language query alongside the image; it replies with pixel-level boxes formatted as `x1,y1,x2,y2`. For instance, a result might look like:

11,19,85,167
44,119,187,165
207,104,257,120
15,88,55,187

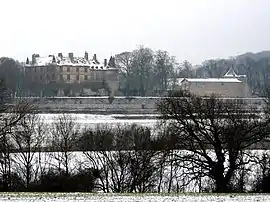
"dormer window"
91,66,94,69
96,66,98,69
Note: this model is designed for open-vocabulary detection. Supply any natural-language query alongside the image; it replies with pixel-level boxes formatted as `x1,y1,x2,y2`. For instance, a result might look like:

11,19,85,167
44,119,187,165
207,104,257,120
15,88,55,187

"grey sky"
1,0,270,64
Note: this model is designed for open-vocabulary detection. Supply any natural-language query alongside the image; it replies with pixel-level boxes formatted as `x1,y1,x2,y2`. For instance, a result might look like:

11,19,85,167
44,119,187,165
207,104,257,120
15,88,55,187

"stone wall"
13,97,264,114
186,82,250,97
21,97,162,114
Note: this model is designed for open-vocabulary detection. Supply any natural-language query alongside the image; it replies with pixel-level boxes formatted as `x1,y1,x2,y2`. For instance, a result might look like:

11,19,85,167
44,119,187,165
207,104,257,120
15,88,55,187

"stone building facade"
24,52,119,96
174,69,251,97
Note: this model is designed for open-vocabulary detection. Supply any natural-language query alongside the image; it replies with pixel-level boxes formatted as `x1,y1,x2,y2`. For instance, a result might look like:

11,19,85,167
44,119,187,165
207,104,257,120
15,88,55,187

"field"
0,193,269,201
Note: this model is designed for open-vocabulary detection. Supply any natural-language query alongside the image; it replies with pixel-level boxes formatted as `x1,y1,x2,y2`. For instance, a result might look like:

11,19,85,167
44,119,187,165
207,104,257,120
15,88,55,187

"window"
52,73,55,80
84,75,88,80
76,75,79,81
60,75,63,81
67,67,70,72
60,66,63,72
40,75,43,80
84,67,87,72
40,67,43,72
34,67,37,72
67,74,70,80
91,72,95,79
76,67,79,72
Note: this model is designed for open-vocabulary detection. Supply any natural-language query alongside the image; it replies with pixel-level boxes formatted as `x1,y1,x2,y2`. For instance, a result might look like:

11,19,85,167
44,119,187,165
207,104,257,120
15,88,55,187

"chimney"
84,51,89,60
93,54,97,62
32,54,36,65
26,57,29,64
52,55,56,63
68,52,74,62
104,59,107,66
58,53,63,59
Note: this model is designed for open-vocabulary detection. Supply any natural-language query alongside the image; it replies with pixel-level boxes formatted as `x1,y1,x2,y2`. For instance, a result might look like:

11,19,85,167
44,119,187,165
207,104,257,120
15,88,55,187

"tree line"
1,79,270,192
1,49,270,97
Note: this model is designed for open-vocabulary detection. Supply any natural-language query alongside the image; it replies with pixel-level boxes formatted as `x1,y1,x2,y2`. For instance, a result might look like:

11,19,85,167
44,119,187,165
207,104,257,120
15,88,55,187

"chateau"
174,68,251,97
24,52,119,96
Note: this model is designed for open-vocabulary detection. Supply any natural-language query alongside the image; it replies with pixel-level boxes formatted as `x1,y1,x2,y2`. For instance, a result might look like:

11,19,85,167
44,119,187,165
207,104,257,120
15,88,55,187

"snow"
177,78,242,83
38,113,158,127
25,55,117,71
0,193,269,201
224,68,246,78
33,96,163,99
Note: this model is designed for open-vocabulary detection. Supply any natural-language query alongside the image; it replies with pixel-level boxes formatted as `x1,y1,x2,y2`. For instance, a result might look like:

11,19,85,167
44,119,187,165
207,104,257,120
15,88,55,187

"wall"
13,96,264,114
178,81,251,97
23,97,161,114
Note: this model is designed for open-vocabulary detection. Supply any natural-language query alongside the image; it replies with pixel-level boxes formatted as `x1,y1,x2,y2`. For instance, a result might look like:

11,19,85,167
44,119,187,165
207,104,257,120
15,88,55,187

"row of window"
30,66,103,73
61,67,88,73
32,67,54,73
62,75,87,81
61,66,102,72
37,73,101,81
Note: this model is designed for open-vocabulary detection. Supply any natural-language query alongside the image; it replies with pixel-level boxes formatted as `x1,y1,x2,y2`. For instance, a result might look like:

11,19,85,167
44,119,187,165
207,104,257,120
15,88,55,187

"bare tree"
178,60,194,78
79,124,115,192
153,50,176,94
50,114,79,176
12,113,46,189
131,46,154,96
115,52,134,95
0,120,13,191
157,90,270,192
0,80,33,190
79,124,160,193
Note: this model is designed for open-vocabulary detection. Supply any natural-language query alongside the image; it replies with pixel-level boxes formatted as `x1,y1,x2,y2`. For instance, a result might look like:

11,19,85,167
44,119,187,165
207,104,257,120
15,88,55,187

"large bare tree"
115,51,134,95
12,113,46,189
50,114,79,176
0,79,33,191
153,50,176,94
157,90,270,192
79,124,160,193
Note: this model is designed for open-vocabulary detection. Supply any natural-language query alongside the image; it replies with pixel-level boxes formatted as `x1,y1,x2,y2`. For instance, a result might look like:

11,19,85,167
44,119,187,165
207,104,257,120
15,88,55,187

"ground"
0,193,269,202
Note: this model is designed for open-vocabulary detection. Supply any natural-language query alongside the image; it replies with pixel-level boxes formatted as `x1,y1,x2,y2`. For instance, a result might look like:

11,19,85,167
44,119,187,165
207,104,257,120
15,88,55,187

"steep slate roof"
25,55,117,71
224,68,237,77
177,78,242,84
176,67,246,85
224,67,246,78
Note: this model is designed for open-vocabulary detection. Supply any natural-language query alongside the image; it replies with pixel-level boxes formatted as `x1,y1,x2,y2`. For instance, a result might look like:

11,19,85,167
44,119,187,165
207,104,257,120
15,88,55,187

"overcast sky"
1,0,270,64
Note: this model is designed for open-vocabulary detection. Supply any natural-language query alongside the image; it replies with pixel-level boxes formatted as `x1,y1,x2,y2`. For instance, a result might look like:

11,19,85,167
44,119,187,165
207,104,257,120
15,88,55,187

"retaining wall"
12,97,265,114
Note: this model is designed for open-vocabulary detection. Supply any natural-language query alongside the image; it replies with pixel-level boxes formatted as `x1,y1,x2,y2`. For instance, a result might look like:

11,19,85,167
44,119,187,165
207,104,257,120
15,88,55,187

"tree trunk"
215,179,228,193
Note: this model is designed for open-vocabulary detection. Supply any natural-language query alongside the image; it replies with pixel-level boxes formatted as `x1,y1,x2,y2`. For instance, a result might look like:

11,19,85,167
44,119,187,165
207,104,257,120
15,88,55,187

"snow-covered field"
39,113,158,128
0,193,269,202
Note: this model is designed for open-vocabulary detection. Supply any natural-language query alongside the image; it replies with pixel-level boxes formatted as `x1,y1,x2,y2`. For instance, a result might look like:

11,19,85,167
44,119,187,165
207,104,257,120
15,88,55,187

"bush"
27,168,98,192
